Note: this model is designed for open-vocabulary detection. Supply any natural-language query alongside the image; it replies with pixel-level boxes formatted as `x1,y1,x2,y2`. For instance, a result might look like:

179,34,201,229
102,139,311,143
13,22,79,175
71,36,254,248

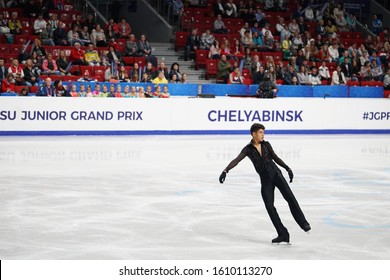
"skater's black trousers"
260,170,308,236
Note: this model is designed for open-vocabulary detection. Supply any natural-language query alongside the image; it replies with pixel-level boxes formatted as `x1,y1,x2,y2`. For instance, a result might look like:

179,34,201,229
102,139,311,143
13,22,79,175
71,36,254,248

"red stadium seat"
195,49,208,69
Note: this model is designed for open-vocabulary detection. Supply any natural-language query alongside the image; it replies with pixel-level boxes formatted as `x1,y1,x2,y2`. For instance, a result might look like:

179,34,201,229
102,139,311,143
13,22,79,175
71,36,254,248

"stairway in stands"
152,42,214,84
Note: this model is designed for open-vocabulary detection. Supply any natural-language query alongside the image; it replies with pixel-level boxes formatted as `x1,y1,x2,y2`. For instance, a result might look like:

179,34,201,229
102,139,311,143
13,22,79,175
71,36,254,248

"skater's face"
252,129,265,143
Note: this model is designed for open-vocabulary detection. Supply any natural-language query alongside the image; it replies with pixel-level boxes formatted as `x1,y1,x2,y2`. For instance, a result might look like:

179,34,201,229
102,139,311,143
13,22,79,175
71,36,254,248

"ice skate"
272,234,290,244
303,223,311,232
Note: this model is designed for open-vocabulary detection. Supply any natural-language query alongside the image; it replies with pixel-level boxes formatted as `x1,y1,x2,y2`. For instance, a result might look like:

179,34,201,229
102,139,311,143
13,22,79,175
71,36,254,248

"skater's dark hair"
250,123,265,134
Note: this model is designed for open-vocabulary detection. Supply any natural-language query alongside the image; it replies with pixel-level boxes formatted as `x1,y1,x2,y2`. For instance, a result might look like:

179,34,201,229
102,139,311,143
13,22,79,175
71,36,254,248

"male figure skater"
219,123,310,243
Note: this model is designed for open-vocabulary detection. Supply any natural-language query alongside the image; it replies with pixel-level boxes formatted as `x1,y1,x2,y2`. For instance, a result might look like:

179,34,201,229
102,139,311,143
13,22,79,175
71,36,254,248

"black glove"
288,169,294,183
219,171,227,184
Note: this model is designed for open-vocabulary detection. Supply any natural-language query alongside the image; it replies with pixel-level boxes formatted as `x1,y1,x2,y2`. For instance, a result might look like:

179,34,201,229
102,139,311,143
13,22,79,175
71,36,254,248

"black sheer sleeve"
266,142,290,171
224,149,247,172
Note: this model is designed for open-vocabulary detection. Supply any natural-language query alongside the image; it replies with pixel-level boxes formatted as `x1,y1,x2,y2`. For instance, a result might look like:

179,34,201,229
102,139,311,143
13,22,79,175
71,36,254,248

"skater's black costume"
221,140,310,243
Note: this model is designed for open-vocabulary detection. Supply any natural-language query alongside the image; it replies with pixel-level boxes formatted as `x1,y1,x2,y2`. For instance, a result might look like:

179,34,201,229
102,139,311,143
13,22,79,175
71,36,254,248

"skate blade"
272,241,291,245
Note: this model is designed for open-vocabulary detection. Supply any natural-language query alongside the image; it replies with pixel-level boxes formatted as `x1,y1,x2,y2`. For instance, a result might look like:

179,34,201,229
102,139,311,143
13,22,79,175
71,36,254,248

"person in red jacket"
69,42,86,65
1,73,15,93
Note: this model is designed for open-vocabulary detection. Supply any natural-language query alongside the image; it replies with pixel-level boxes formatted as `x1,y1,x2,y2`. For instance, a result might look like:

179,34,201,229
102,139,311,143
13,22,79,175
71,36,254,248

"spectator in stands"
369,51,382,67
169,74,179,83
156,61,169,80
372,14,383,35
331,64,346,85
240,22,252,38
346,12,356,31
228,66,244,84
91,24,107,47
225,0,238,18
351,59,361,81
137,34,153,57
79,25,92,46
335,14,348,32
359,50,370,66
283,65,298,85
125,34,138,56
315,19,327,38
104,64,118,82
24,0,39,18
129,62,141,82
36,77,55,96
241,30,254,49
152,71,168,84
53,21,69,46
84,13,96,33
56,50,71,76
105,24,117,44
118,18,131,39
100,50,110,66
213,0,225,17
252,31,263,49
140,72,152,83
250,54,262,78
297,16,307,35
253,64,265,84
172,0,184,20
209,40,221,59
308,67,321,85
42,53,61,75
297,65,309,85
217,54,231,83
180,72,188,83
118,65,130,82
325,19,337,38
263,31,274,50
339,50,350,65
200,29,215,50
78,70,97,82
142,62,155,81
9,59,24,85
105,18,119,38
53,0,65,10
254,8,267,27
318,60,331,81
383,69,390,89
85,43,101,66
48,14,59,31
371,59,384,81
268,65,277,83
288,18,299,35
108,45,122,65
34,13,47,35
8,12,22,35
169,62,182,81
329,40,340,62
306,39,319,61
241,47,253,71
291,31,303,51
1,73,15,93
184,28,200,61
67,25,84,46
340,57,352,81
70,42,86,65
0,57,8,85
29,38,46,61
304,4,315,22
53,80,68,97
213,14,228,34
275,17,285,35
73,14,83,28
40,22,55,46
30,51,42,70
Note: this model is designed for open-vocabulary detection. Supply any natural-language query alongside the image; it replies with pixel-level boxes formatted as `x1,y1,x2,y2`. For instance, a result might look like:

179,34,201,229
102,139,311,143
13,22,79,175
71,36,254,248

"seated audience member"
308,67,322,85
36,77,55,96
137,34,153,57
85,43,101,66
56,50,71,76
9,59,25,85
213,14,228,34
184,29,200,61
297,65,309,85
217,55,231,84
200,29,215,50
53,79,68,97
229,67,244,84
40,22,55,46
1,73,15,93
104,64,119,82
331,65,346,85
67,25,84,46
30,38,46,60
129,62,141,82
225,0,238,18
108,45,122,65
384,69,390,90
70,42,86,65
23,59,40,86
78,70,97,82
34,13,46,35
371,59,384,81
53,21,69,46
209,40,221,59
318,61,331,80
181,72,188,83
118,65,130,82
283,65,298,85
8,12,22,35
91,24,107,47
42,53,60,75
152,71,169,84
169,62,182,81
125,34,138,56
118,18,131,39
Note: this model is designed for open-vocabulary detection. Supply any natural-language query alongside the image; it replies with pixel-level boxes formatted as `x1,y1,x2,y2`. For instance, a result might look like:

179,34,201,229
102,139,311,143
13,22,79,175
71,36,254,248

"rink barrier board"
1,97,389,135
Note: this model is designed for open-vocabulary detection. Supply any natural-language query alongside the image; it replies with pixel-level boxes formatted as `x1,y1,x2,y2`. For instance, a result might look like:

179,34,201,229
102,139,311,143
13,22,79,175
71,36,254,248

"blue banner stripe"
1,129,390,136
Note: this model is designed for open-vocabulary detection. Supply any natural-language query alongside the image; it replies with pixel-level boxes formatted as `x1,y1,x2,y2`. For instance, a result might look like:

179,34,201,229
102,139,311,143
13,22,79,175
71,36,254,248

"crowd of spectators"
182,0,390,88
0,0,190,97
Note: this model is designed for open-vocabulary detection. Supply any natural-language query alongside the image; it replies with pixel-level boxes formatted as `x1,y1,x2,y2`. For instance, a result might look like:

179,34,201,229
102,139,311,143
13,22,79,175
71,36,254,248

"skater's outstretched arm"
219,151,247,184
266,142,294,182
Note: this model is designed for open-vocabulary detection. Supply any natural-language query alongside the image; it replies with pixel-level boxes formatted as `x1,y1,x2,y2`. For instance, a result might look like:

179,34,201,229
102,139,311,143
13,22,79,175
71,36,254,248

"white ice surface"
0,135,389,260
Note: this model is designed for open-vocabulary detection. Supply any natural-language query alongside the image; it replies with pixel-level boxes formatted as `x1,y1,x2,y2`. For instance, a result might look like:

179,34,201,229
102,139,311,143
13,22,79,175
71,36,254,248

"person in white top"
331,65,346,85
328,41,340,62
225,0,238,18
34,14,47,35
318,61,331,80
308,67,322,85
